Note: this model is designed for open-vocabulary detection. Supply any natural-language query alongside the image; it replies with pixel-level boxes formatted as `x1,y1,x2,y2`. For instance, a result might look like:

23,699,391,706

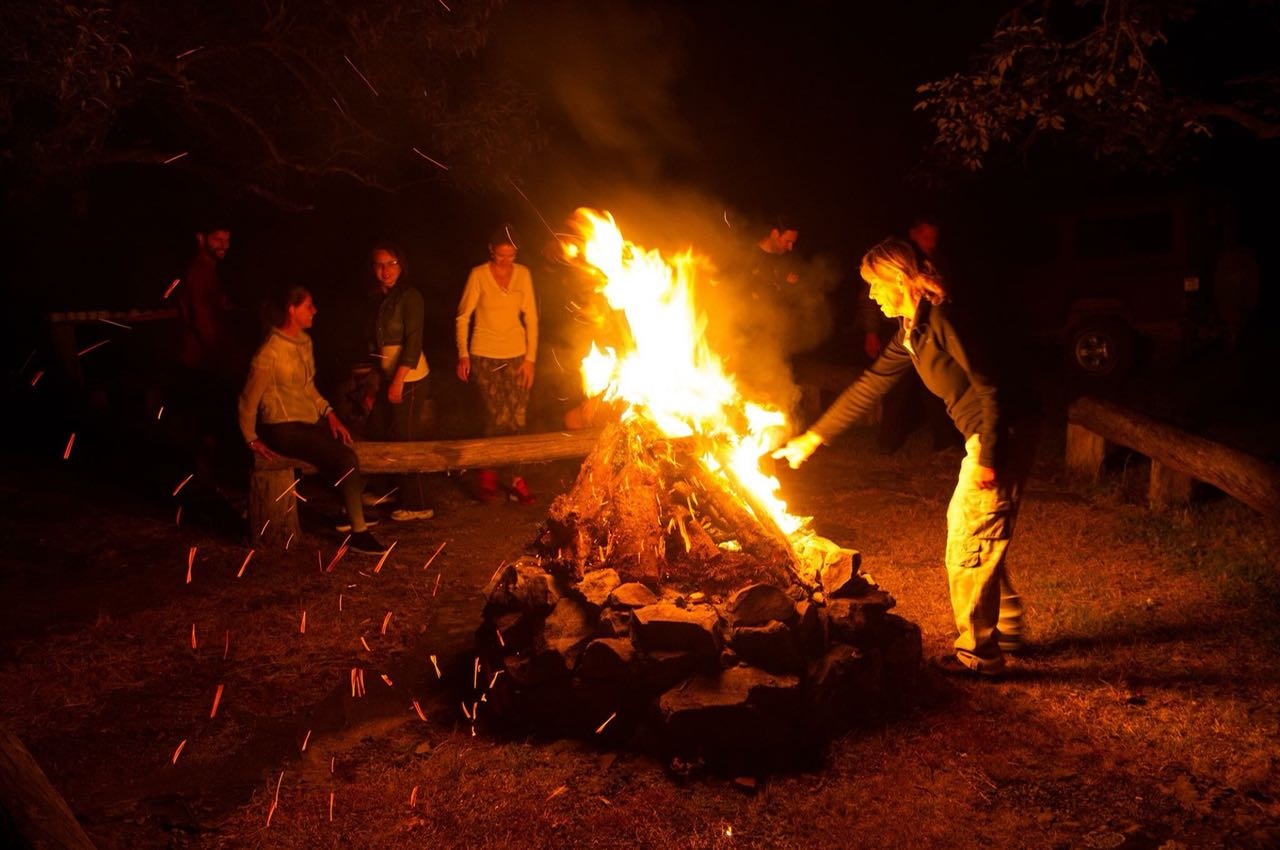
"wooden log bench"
0,728,97,849
250,430,603,546
1065,395,1280,516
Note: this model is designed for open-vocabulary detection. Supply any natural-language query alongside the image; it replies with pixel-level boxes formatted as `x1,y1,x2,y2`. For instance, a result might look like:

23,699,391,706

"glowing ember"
568,209,811,544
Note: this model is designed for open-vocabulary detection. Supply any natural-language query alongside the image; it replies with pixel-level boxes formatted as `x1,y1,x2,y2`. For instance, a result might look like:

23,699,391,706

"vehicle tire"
1067,318,1134,380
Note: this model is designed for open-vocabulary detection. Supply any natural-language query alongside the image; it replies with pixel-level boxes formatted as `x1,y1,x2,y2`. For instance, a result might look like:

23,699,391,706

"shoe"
506,476,536,506
348,530,388,554
475,469,500,503
334,518,379,533
391,508,435,522
930,653,1004,679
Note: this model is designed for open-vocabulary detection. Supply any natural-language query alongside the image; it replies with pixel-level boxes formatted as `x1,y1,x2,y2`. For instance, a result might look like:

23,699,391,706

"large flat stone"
632,602,722,658
724,583,797,628
574,568,621,609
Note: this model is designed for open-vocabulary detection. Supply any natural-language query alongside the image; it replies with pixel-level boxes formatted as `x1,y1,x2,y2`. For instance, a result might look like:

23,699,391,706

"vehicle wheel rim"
1075,333,1113,374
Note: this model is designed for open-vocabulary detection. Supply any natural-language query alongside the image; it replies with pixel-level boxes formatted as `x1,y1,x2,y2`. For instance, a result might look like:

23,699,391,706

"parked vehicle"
1004,190,1225,379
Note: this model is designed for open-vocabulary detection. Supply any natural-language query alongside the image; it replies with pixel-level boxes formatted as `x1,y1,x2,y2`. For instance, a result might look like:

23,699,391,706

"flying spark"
411,146,450,171
343,55,380,96
77,339,110,357
172,473,194,496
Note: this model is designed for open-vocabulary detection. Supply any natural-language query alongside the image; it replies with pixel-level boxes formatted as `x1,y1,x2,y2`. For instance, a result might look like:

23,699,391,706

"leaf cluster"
0,0,546,207
913,0,1278,175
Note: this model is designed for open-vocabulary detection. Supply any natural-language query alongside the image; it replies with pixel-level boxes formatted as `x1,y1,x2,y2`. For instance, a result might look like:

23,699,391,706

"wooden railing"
1066,395,1280,516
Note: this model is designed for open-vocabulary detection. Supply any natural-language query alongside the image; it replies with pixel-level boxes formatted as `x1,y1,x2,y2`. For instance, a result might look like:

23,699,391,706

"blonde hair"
860,237,947,306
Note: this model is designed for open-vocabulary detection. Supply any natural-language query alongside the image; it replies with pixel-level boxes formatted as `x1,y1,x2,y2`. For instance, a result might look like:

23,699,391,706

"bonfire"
476,210,921,770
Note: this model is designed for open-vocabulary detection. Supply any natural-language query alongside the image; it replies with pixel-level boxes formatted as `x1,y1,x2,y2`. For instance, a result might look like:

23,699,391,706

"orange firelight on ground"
569,208,810,541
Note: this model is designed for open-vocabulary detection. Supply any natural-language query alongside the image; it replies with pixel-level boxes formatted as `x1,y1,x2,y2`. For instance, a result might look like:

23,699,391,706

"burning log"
474,414,921,768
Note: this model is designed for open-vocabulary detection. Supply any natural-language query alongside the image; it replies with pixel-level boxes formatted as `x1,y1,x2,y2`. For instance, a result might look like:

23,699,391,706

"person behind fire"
238,284,386,554
455,224,540,504
773,237,1041,677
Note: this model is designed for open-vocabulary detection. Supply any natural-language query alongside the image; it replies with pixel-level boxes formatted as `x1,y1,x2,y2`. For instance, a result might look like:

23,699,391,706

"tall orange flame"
570,209,811,541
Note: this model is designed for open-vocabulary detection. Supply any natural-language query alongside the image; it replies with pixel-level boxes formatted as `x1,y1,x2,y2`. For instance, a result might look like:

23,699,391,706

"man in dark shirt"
170,218,247,516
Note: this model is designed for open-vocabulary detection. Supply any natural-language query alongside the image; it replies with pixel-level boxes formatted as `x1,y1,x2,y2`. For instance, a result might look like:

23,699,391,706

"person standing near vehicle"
455,224,539,504
774,236,1041,678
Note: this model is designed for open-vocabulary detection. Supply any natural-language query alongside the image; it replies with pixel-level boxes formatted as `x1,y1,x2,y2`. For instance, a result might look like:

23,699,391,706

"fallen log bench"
250,429,603,546
0,728,97,849
1065,395,1280,516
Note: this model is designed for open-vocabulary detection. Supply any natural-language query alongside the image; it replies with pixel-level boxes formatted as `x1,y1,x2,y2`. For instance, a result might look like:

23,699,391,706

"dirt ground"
2,413,1279,849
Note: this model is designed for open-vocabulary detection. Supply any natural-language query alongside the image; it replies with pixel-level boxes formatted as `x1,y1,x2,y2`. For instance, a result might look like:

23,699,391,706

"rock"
725,583,797,628
578,638,637,681
485,560,560,615
807,643,883,732
632,602,722,659
819,549,871,598
597,608,633,638
538,597,596,670
795,600,827,656
728,620,803,674
637,650,702,693
657,667,809,768
574,568,621,609
875,614,923,698
659,667,801,715
491,611,534,651
610,582,659,609
825,590,896,645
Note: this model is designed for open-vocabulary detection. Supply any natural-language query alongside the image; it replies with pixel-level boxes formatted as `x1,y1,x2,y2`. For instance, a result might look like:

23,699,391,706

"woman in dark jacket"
363,241,434,522
775,237,1040,678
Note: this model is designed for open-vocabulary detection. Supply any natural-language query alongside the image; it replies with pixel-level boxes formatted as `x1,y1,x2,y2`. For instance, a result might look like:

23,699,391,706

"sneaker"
930,653,1004,680
348,530,388,555
334,518,379,533
475,469,500,503
506,476,536,506
391,508,435,522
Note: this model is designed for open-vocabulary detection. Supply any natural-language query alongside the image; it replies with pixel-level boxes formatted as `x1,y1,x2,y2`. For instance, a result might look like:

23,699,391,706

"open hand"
248,439,279,462
771,431,823,469
519,360,536,390
327,411,353,446
456,357,471,382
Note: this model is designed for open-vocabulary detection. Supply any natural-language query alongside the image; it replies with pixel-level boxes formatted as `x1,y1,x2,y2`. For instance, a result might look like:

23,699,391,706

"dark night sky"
4,0,1276,390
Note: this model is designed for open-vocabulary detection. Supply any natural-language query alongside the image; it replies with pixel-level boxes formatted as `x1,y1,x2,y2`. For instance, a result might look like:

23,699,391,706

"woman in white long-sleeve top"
455,224,539,504
238,285,386,554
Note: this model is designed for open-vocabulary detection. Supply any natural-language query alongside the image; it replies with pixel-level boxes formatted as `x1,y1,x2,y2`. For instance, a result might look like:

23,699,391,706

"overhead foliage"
0,0,545,208
914,0,1280,173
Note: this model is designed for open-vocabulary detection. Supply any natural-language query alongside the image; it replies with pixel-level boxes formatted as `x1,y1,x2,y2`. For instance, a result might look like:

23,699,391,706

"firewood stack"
474,419,922,770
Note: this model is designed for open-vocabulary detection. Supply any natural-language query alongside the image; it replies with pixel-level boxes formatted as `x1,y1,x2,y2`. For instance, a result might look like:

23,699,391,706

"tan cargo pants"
944,420,1039,674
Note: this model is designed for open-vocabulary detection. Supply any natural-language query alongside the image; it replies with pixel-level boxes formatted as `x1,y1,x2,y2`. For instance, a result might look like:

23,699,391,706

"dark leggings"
258,420,367,528
364,376,431,510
